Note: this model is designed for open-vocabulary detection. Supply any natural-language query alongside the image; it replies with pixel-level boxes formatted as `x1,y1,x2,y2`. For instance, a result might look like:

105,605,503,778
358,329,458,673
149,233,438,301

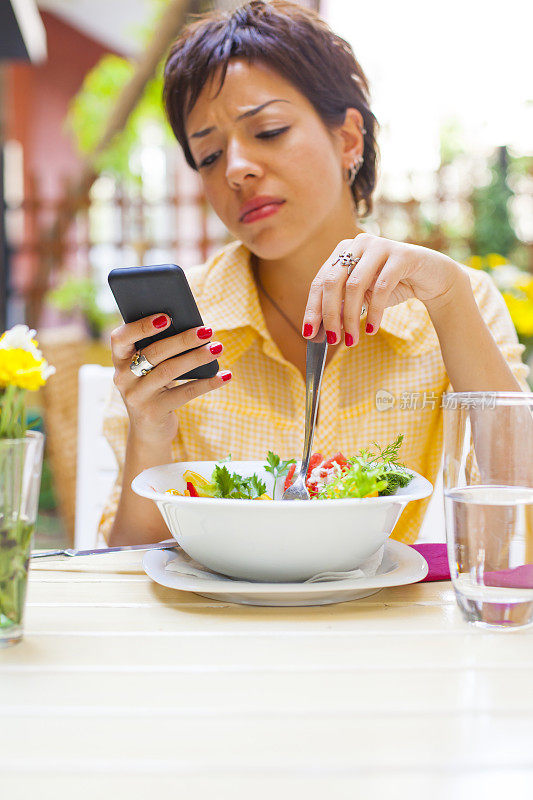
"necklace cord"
251,256,303,337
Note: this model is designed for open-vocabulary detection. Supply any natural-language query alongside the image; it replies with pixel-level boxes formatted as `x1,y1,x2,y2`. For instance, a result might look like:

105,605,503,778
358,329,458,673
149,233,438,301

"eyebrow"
190,99,291,139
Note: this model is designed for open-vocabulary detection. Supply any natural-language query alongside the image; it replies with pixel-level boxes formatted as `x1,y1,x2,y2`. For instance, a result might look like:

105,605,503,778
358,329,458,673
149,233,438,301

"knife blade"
31,539,177,559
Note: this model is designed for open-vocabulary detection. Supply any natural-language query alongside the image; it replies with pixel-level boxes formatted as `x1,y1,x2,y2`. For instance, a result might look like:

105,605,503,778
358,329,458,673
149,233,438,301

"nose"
225,136,262,188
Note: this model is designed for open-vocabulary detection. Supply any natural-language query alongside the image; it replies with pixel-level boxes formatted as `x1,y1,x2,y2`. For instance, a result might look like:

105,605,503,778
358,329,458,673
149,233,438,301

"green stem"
0,386,27,439
0,435,35,628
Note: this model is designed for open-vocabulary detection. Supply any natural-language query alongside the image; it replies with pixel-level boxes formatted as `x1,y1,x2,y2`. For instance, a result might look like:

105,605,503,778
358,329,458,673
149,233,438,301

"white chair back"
416,462,445,543
75,365,117,548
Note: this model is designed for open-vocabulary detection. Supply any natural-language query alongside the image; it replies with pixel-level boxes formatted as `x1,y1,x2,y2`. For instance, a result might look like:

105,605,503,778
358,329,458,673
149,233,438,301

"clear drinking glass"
0,431,45,646
443,392,533,629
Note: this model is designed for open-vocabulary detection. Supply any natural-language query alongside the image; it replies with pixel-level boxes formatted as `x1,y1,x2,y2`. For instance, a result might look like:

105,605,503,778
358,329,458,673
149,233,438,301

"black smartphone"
108,264,219,381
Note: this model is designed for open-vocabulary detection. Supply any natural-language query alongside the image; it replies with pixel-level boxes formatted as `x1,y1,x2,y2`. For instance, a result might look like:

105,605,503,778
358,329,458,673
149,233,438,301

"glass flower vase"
0,431,44,646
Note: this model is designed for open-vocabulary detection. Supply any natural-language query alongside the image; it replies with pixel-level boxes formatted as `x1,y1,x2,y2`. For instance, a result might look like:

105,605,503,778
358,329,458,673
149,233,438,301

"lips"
239,195,285,222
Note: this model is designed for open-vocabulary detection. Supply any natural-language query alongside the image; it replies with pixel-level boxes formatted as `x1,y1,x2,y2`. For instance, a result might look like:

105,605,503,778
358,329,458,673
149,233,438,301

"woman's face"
186,59,356,261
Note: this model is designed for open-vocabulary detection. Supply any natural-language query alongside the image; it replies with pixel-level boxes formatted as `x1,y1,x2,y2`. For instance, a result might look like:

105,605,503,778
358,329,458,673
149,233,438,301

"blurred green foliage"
25,410,56,511
438,120,532,272
439,117,466,166
64,0,178,180
46,276,119,339
38,454,57,512
65,55,171,181
470,147,518,260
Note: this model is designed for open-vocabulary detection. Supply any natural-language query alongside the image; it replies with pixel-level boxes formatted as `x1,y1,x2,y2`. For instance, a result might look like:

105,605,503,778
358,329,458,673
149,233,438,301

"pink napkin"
409,543,533,587
483,565,533,589
409,543,450,582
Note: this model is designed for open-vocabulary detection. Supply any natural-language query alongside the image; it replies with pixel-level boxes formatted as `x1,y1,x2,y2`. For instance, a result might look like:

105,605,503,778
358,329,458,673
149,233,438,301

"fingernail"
197,326,212,340
303,323,313,337
344,332,354,347
219,370,232,382
209,342,223,355
326,330,337,345
152,315,169,329
366,323,374,334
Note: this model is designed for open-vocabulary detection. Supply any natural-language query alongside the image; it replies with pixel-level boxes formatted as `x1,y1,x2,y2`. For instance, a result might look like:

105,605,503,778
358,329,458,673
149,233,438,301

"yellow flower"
467,253,509,272
523,279,533,303
0,325,55,438
0,325,55,392
486,253,507,269
502,292,533,338
467,255,483,270
0,348,51,391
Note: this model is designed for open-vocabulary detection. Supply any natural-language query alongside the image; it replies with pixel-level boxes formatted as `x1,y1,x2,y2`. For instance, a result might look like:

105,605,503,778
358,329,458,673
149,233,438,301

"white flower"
0,324,43,360
41,363,56,380
490,264,529,292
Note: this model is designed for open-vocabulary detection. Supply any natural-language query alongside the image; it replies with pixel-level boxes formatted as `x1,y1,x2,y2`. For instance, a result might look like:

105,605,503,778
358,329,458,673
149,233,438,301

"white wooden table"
2,553,533,799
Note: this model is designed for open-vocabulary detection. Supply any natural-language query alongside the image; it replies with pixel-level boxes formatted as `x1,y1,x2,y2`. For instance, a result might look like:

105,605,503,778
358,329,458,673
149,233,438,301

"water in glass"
445,484,533,628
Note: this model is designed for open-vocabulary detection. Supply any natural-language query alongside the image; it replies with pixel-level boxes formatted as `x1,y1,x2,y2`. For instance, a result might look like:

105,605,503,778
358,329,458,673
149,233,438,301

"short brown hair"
163,0,379,217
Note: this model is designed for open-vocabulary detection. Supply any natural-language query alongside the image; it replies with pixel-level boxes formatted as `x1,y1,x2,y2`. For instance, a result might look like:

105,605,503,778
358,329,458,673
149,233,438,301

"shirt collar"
201,240,429,349
201,240,269,339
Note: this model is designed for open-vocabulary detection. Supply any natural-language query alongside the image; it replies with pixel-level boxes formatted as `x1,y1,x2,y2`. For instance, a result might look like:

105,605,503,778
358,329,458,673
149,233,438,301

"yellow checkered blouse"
99,240,530,544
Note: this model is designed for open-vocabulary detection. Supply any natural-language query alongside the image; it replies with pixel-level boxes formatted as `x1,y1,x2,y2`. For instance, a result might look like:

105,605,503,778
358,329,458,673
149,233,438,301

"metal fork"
282,326,328,501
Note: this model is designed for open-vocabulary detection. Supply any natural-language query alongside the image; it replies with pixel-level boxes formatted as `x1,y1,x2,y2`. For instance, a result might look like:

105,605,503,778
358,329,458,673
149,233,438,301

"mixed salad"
166,435,413,501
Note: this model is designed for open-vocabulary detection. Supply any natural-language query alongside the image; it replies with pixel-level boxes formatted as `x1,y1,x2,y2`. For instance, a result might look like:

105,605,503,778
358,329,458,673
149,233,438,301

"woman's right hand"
110,314,231,446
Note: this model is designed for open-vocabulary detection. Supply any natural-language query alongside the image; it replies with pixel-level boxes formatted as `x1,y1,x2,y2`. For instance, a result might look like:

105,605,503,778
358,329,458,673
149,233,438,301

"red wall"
6,10,116,198
5,11,117,300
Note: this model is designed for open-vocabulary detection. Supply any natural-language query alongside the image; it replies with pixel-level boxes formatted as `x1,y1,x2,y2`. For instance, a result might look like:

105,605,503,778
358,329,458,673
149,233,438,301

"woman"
100,0,529,546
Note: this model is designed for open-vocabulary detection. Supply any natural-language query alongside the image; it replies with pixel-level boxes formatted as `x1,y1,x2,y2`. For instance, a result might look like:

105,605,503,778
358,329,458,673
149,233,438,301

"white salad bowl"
132,460,432,582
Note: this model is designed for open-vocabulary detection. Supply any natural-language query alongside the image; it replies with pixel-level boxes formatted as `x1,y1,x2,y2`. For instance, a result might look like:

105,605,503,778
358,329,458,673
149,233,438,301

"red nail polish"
197,326,212,340
303,323,313,337
326,330,337,345
152,315,168,329
344,332,354,347
209,342,223,355
220,370,232,382
366,323,374,334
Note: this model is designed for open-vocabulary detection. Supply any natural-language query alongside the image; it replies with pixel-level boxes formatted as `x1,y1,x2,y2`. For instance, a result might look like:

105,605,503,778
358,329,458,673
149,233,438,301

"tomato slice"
283,453,324,493
321,451,349,471
284,453,344,495
186,481,199,497
283,463,296,491
306,452,324,479
305,452,324,496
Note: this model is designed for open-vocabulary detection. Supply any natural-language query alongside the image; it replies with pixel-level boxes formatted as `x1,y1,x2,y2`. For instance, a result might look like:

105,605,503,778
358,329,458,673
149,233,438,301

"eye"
199,151,222,169
256,126,290,140
197,126,290,169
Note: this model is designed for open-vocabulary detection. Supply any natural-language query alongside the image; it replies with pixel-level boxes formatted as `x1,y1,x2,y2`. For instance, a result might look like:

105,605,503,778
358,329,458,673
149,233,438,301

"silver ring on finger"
333,251,361,276
129,350,155,378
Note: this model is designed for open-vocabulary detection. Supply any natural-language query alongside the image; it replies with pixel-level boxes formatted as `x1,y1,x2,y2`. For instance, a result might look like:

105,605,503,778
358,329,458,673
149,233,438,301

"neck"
252,203,365,318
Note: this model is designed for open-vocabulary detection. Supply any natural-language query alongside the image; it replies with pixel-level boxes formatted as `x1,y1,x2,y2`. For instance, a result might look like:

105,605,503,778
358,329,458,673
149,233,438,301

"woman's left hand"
302,232,462,346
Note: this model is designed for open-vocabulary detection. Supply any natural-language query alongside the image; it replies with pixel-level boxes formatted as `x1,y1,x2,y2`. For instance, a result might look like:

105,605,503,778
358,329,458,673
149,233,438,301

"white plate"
143,540,428,607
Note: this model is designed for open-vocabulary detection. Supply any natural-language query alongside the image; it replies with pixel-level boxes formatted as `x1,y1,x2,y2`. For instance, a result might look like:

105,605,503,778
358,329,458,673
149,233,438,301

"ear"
337,107,365,169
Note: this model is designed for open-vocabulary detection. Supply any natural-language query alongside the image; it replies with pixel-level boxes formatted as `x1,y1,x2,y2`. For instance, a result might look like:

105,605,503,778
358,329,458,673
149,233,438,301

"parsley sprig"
263,451,296,497
210,464,266,500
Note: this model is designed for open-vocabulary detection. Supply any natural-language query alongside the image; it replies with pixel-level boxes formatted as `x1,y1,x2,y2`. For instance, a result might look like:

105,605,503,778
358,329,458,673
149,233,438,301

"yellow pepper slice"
182,470,215,497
